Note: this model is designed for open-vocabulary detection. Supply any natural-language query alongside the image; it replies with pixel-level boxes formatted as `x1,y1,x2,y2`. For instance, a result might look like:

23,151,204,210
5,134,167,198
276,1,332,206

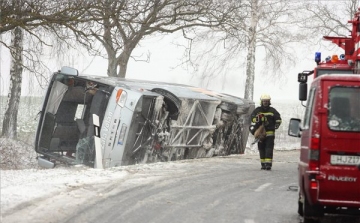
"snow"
0,137,298,218
2,164,135,214
0,142,200,221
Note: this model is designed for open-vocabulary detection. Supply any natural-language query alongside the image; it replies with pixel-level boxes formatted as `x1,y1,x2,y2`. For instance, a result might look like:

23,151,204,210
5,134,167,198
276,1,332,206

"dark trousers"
257,136,275,167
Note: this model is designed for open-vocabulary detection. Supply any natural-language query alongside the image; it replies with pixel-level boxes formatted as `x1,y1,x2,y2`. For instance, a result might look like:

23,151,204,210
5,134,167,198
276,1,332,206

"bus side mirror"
299,83,307,101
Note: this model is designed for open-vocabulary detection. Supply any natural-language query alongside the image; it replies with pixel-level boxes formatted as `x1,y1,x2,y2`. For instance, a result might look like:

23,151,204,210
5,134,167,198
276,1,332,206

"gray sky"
0,33,343,101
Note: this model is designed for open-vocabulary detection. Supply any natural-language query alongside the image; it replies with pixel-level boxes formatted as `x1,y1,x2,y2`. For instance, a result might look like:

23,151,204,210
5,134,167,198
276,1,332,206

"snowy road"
1,150,359,223
63,152,300,223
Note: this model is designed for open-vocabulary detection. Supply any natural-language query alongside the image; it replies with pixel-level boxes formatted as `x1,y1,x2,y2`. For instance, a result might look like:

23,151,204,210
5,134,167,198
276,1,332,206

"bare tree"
2,26,23,139
298,0,358,45
72,0,240,78
183,0,307,100
241,0,360,100
0,0,93,139
243,0,308,100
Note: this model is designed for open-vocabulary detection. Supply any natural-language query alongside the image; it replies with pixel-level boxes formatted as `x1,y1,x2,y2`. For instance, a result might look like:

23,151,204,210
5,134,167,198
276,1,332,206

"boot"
261,163,266,170
265,163,272,170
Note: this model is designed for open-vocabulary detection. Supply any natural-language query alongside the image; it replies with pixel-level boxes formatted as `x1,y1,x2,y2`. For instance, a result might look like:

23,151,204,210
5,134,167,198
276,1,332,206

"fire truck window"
328,87,360,132
330,97,350,120
316,69,353,77
302,88,316,129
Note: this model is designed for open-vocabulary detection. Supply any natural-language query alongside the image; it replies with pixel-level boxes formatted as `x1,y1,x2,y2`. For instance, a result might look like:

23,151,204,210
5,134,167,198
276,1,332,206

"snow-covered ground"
0,138,299,223
0,137,299,216
1,156,150,217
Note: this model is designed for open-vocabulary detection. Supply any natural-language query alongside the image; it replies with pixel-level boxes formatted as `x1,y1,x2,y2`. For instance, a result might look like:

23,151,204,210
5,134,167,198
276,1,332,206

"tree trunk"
244,40,256,101
2,27,23,139
244,0,258,101
117,47,132,78
107,47,132,78
107,56,118,77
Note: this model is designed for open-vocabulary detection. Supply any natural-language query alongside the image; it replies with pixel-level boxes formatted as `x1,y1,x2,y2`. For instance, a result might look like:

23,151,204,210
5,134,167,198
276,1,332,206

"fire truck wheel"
298,195,303,217
302,195,322,223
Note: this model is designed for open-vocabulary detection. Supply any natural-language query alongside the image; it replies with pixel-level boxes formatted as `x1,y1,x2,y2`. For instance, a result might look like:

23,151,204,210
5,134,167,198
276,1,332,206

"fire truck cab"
288,7,360,222
289,74,360,221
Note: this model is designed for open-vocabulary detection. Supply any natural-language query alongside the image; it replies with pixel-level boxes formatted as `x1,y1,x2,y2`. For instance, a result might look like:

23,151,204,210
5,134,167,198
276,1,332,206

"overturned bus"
35,67,255,168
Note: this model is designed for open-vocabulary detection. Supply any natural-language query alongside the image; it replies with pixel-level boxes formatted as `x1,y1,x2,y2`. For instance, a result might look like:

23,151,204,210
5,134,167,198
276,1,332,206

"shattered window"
328,87,360,132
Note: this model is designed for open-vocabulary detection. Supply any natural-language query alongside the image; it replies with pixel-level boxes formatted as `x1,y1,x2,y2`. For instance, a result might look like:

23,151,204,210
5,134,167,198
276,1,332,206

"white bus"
35,67,254,168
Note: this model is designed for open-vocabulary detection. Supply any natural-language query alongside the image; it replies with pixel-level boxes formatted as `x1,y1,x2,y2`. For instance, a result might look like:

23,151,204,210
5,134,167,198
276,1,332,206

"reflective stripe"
260,112,274,116
266,131,274,136
264,158,272,163
260,159,266,163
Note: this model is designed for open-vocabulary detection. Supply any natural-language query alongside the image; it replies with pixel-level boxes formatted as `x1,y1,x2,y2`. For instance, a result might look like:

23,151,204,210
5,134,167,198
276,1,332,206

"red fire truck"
288,8,360,223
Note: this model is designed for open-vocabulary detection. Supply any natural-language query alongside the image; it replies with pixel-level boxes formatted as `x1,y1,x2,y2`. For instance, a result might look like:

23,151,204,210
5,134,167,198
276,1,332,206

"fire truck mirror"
299,83,307,101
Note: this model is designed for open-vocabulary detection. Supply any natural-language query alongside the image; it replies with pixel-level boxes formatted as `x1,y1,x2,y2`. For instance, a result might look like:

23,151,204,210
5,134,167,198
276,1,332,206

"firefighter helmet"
260,94,271,101
260,94,271,107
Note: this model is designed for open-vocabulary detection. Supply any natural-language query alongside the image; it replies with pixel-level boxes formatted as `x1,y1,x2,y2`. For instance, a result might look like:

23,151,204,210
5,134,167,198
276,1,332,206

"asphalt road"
64,150,360,223
3,150,360,223
65,150,302,223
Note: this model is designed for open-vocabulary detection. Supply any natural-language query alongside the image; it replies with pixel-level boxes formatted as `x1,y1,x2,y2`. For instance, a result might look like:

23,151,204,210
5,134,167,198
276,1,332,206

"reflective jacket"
250,106,282,136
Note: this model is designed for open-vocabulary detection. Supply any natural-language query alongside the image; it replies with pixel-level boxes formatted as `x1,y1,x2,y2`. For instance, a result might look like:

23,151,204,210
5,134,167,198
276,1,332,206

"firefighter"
249,94,282,170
